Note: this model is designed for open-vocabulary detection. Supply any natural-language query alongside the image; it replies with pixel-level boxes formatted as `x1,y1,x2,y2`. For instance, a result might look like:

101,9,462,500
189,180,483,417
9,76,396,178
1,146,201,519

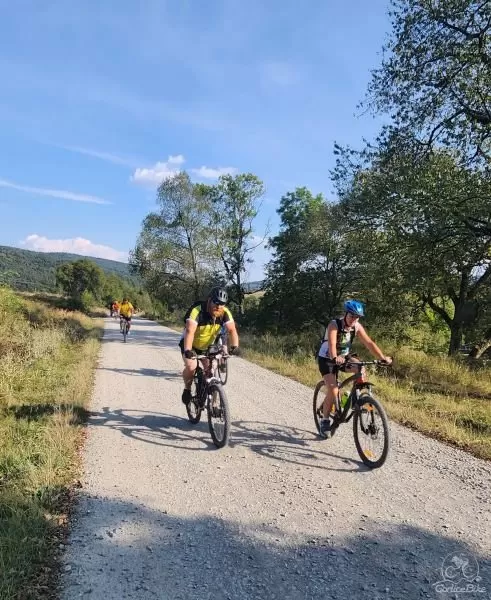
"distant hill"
0,245,138,292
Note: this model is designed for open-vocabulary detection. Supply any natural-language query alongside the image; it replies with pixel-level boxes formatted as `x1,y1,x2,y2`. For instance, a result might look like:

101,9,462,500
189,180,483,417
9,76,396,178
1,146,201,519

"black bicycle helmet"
209,286,228,305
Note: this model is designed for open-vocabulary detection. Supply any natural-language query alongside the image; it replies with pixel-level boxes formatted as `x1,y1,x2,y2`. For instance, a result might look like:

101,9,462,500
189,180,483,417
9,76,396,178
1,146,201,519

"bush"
80,290,95,313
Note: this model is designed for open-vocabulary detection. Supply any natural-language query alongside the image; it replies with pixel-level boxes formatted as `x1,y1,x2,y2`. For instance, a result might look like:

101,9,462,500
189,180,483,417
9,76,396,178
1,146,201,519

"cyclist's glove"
379,357,392,366
184,349,196,359
230,346,241,356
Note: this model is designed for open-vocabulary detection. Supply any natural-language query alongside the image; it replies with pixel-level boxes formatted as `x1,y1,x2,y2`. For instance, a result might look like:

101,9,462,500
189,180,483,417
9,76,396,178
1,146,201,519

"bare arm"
225,321,239,348
183,320,197,351
327,322,338,359
356,325,390,362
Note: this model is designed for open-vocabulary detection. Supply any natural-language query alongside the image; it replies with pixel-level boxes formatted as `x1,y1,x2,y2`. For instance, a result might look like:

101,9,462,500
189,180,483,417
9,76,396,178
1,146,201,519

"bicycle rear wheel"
353,394,390,468
207,383,230,448
312,381,337,437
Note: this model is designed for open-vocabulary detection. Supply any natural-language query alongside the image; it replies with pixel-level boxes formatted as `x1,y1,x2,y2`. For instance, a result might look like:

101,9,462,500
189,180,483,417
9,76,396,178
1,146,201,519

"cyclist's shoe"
319,418,332,439
181,388,192,405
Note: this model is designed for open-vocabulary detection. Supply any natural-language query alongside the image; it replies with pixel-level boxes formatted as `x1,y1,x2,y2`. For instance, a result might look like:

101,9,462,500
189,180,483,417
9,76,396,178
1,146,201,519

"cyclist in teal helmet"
317,299,392,438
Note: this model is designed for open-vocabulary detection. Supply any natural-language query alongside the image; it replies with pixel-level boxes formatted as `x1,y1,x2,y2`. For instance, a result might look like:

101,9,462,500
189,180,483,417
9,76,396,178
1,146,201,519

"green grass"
0,287,102,599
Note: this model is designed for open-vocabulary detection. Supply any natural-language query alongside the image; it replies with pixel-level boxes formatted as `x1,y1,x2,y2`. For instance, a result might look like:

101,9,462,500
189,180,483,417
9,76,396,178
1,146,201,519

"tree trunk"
469,328,491,359
236,274,244,317
448,321,464,356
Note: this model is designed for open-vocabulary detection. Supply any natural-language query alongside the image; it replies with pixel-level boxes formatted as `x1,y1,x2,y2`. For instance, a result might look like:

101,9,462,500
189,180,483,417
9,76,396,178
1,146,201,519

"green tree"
130,171,217,309
465,283,491,358
366,0,491,164
204,173,265,316
332,139,491,355
264,187,361,332
55,259,104,304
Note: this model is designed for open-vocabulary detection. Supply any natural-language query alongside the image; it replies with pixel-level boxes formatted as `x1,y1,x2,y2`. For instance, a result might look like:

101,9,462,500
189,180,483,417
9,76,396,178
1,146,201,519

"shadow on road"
87,407,216,451
85,408,371,472
230,419,370,473
62,495,491,600
98,367,181,380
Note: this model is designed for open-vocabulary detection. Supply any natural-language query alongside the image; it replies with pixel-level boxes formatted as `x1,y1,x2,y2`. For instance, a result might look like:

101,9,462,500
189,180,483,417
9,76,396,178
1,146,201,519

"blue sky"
1,0,391,282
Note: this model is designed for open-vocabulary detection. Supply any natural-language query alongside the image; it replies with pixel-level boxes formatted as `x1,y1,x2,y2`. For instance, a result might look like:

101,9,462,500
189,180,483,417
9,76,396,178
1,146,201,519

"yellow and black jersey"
182,301,234,351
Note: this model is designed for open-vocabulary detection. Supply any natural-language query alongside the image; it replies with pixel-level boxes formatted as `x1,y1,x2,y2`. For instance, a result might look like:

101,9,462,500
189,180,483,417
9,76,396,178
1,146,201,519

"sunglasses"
347,312,360,318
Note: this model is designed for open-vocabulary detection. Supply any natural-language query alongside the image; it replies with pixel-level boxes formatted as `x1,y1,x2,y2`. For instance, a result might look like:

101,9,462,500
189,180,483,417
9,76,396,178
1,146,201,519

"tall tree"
333,139,491,355
264,188,362,331
130,172,217,309
366,0,491,164
205,173,265,315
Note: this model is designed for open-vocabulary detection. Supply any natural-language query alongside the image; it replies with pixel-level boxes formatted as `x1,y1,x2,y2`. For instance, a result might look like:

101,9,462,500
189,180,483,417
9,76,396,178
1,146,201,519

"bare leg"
322,373,338,419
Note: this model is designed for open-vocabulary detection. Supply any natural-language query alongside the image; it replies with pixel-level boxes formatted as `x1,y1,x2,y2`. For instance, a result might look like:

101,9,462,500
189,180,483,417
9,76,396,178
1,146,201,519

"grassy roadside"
156,316,491,460
0,287,102,599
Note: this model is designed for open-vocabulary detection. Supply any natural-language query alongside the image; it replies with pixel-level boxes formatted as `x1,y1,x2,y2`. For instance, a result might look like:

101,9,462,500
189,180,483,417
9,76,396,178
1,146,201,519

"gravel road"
61,317,491,600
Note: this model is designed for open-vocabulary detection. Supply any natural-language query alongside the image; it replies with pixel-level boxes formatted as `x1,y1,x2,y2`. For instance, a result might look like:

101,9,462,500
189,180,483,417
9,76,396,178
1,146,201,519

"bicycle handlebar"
194,353,229,360
344,359,391,368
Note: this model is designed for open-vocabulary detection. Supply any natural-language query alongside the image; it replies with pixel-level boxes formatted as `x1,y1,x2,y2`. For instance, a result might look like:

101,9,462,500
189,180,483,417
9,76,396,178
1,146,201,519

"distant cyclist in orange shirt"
111,300,120,317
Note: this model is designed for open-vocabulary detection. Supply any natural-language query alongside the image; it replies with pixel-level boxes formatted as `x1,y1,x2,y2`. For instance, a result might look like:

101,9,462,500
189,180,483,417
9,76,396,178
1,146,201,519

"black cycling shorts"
318,354,357,376
120,315,131,322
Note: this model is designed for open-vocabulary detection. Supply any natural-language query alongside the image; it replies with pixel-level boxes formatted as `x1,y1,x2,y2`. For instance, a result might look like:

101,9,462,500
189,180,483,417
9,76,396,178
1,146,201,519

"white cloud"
131,155,236,185
20,235,128,262
190,166,238,180
131,155,185,186
0,178,110,204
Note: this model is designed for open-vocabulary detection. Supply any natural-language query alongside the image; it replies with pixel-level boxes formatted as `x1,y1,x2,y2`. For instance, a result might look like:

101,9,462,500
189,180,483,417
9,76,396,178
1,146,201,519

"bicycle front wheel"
216,357,228,385
207,383,230,448
123,324,127,342
353,394,390,468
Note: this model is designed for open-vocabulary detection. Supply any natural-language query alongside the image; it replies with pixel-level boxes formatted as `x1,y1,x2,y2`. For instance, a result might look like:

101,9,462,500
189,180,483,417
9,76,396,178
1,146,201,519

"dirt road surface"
61,317,491,599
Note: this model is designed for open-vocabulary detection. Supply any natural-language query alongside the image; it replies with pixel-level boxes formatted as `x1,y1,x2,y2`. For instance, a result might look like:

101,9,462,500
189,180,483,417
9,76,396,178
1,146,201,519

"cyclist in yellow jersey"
119,298,134,335
179,287,240,404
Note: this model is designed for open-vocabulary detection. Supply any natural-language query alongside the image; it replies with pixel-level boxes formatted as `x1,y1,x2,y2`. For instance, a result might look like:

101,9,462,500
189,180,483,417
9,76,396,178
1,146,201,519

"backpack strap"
335,317,355,345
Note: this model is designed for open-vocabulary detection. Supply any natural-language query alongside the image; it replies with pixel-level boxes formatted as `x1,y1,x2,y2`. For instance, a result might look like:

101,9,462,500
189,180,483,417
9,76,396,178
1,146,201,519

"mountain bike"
120,317,129,343
313,360,391,468
186,345,231,448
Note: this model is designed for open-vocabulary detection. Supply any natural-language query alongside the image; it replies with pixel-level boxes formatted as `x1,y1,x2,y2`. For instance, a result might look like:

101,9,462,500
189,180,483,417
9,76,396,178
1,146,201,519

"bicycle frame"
334,361,380,424
193,349,227,402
